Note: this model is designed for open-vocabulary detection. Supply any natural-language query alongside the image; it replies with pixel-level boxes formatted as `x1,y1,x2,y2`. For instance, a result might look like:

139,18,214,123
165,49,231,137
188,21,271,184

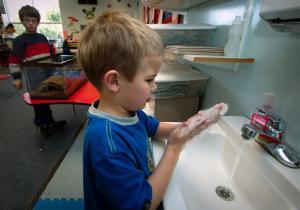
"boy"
78,12,224,210
9,5,66,132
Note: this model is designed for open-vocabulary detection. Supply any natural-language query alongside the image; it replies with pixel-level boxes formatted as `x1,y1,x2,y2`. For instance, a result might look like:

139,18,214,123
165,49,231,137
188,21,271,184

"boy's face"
22,16,39,34
117,55,163,113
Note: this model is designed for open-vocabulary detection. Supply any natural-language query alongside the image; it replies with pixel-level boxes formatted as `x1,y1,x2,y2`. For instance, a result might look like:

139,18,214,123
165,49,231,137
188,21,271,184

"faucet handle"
267,117,285,141
251,106,285,141
241,124,257,140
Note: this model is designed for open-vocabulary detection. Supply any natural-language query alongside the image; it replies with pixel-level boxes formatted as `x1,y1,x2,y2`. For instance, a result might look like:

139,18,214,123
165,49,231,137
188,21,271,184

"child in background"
9,5,66,132
78,12,224,210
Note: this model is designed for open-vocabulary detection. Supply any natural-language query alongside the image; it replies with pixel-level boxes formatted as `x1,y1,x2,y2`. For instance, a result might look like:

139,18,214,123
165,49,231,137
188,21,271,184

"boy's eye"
23,18,38,23
146,79,154,83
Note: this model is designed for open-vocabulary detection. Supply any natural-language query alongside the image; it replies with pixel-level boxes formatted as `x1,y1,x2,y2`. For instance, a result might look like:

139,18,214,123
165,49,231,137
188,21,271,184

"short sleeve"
138,111,160,137
92,152,152,210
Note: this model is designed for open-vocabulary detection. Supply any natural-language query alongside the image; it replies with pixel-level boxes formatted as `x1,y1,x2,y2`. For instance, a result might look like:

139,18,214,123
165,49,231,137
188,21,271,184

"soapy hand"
168,112,210,148
168,103,229,148
201,102,228,123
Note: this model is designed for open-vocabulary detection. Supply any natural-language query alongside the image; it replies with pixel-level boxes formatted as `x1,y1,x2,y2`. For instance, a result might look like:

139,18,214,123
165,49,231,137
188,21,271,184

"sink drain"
215,186,234,201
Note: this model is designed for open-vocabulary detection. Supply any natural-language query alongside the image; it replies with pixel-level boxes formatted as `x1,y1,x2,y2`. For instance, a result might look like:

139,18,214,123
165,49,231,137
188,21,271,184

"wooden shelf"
182,54,255,63
148,24,216,30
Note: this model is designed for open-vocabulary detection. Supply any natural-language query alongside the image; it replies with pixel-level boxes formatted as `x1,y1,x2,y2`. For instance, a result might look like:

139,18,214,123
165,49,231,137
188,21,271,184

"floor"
32,101,155,209
34,123,86,210
1,65,89,209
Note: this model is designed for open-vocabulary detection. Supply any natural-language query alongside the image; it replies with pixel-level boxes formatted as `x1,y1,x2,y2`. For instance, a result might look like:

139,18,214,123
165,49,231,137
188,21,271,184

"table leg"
72,104,76,115
37,126,45,151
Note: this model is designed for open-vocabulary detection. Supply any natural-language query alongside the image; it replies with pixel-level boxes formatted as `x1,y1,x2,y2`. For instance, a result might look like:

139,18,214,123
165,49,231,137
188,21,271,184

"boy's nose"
151,82,157,92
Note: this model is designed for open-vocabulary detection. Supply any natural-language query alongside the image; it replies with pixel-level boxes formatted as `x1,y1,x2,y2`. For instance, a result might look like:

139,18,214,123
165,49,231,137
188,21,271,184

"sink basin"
153,116,300,210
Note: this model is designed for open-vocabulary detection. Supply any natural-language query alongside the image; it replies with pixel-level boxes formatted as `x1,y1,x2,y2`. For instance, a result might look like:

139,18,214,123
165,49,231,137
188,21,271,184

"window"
3,0,63,41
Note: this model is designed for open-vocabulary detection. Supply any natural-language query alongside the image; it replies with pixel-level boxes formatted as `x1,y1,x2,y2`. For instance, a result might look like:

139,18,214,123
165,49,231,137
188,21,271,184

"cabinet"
152,61,209,121
143,0,256,71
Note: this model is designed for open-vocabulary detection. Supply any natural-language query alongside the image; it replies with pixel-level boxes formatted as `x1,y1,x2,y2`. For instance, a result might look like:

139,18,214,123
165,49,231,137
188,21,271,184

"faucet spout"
241,124,257,140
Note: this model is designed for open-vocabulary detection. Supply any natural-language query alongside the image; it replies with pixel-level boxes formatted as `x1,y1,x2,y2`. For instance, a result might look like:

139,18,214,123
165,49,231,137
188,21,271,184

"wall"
59,0,140,36
0,0,5,28
0,0,4,13
185,0,300,153
155,29,213,45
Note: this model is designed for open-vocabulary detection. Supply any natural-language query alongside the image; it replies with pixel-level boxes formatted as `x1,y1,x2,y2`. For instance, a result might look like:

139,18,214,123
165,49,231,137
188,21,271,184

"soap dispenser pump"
224,16,243,57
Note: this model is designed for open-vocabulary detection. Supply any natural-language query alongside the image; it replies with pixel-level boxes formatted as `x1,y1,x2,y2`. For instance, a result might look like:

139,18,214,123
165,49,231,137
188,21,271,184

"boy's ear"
102,70,120,92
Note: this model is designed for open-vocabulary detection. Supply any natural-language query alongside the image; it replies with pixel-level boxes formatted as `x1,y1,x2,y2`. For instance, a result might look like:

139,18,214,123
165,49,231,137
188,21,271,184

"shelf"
166,46,255,71
144,0,257,71
148,24,216,30
182,54,255,63
145,0,209,10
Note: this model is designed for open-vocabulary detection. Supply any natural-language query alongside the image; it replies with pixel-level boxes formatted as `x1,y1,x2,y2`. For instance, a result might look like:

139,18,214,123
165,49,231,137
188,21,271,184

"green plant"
39,24,63,40
46,10,61,23
13,24,25,35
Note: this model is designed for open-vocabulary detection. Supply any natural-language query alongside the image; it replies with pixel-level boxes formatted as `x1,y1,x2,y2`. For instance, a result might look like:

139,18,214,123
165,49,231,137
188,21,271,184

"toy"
82,7,96,20
67,16,78,27
1,23,16,37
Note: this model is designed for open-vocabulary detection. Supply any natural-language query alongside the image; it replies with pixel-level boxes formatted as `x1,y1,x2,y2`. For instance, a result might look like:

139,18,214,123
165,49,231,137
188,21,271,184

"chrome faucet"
241,105,300,168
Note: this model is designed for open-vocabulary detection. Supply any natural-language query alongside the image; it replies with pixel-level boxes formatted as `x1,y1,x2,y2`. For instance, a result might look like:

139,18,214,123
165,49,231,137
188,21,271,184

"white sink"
153,116,300,210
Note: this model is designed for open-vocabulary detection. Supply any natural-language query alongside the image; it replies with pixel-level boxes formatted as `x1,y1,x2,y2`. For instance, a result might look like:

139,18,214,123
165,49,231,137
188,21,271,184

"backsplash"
154,29,213,46
184,0,300,153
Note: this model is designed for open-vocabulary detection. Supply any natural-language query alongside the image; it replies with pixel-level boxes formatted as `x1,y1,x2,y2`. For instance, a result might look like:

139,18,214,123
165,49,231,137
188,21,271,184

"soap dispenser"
224,16,244,57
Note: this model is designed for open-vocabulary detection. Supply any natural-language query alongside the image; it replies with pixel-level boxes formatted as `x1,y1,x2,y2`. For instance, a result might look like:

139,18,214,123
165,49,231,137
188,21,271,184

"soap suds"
177,103,229,137
203,103,229,122
219,103,229,115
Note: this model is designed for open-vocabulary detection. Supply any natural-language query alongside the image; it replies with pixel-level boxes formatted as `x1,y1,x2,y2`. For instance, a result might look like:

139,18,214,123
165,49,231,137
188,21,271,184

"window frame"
2,0,63,40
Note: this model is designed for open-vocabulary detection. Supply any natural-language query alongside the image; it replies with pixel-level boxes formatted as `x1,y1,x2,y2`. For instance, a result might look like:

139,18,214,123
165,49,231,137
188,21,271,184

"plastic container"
23,55,86,99
224,16,243,57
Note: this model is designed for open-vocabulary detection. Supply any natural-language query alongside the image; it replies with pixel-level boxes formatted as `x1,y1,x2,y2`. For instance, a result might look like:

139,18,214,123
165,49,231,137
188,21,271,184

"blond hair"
77,12,164,90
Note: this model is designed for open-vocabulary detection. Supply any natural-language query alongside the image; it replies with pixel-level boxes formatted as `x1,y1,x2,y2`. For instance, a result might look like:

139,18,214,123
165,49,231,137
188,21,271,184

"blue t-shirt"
83,100,160,210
